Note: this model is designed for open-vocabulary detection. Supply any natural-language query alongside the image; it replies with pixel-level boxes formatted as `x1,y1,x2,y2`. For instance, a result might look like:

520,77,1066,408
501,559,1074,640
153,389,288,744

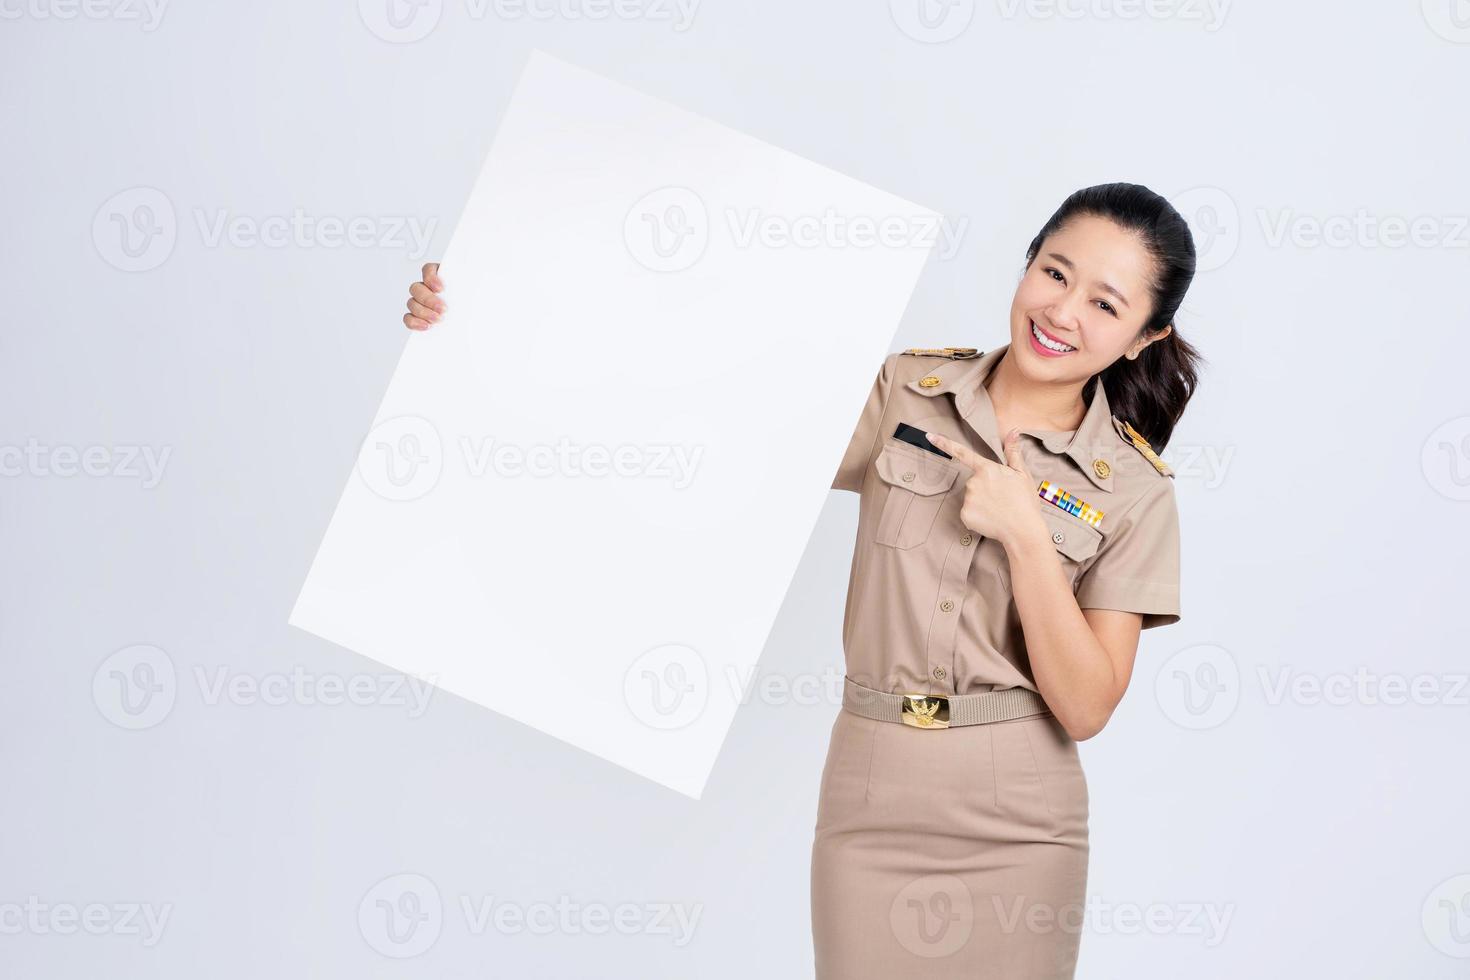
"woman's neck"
984,351,1088,432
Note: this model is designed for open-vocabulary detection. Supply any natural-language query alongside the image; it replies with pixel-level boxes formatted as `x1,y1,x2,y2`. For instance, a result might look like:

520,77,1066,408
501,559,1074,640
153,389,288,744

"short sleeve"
831,353,899,493
1073,477,1181,629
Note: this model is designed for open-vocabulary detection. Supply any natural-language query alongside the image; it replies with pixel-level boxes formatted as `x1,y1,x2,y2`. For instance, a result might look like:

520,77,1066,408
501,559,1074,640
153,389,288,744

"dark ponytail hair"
1023,182,1203,450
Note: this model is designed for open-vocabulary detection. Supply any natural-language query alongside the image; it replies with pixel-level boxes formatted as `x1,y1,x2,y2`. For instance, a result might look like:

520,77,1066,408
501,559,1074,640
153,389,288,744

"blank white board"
290,49,939,798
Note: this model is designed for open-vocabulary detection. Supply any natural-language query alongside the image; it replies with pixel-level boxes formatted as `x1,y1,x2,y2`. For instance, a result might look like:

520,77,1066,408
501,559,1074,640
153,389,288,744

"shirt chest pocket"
1038,506,1103,585
992,505,1105,593
871,443,961,549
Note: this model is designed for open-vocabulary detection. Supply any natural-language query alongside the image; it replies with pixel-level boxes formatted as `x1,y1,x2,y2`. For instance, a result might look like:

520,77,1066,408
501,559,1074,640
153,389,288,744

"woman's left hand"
925,429,1049,551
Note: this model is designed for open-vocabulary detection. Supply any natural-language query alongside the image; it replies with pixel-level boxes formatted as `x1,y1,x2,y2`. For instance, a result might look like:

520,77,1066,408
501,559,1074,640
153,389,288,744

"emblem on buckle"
901,693,950,729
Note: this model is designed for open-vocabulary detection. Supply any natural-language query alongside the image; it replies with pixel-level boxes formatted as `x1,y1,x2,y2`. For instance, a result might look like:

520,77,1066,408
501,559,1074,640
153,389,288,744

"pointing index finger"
925,431,989,469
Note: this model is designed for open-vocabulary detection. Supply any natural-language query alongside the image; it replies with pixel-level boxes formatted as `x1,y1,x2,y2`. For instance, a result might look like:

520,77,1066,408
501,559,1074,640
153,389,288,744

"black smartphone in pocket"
893,422,952,459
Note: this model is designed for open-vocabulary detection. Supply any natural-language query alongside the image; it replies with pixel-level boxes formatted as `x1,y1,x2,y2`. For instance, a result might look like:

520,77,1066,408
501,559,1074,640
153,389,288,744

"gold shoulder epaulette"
1116,418,1174,478
900,347,981,360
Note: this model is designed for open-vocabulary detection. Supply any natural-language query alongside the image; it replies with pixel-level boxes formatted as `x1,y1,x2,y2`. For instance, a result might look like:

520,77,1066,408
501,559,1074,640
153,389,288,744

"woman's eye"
1045,267,1064,283
1097,301,1117,316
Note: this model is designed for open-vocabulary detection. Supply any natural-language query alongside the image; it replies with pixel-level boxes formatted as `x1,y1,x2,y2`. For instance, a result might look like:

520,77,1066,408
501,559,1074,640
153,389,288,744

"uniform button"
901,471,916,483
919,375,942,388
940,598,954,612
1092,458,1111,479
1052,531,1065,544
960,532,974,546
933,665,947,680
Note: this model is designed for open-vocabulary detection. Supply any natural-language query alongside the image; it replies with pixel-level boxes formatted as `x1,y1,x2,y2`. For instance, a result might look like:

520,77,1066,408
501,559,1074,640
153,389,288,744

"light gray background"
3,2,1468,977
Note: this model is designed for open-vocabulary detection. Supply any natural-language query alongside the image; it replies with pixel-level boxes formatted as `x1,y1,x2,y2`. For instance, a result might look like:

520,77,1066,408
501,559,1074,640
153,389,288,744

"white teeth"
1031,321,1075,353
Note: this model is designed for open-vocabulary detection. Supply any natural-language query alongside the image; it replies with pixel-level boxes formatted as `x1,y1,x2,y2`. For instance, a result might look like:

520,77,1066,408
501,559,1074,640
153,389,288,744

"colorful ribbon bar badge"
1037,480,1104,529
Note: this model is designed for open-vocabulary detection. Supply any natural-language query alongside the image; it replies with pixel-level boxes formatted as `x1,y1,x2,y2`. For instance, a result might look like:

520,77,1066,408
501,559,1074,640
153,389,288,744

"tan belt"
842,675,1052,729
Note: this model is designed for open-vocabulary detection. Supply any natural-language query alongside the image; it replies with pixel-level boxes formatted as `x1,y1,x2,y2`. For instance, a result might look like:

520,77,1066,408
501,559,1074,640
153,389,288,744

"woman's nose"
1044,305,1083,332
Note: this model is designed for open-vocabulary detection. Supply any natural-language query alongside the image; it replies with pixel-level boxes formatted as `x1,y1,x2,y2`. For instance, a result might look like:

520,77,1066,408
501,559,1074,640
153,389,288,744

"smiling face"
1008,212,1171,384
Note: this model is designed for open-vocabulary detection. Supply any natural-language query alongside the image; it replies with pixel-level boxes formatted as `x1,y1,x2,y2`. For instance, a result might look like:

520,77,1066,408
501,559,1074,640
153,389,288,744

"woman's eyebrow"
1045,251,1132,308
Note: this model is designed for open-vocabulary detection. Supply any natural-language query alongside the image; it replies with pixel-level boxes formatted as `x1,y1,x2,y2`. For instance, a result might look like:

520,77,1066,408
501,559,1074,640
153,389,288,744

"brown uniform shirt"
831,343,1182,697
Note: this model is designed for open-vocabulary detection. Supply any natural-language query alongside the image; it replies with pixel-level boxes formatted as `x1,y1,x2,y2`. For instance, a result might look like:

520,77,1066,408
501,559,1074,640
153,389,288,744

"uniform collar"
903,343,1117,492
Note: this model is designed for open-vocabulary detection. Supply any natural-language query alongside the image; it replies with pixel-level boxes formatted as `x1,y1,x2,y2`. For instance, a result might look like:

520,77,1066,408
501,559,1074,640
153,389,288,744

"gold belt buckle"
900,693,950,729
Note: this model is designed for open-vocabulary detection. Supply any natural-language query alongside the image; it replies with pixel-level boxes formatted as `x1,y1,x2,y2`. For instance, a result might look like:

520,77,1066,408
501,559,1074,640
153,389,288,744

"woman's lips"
1029,319,1076,358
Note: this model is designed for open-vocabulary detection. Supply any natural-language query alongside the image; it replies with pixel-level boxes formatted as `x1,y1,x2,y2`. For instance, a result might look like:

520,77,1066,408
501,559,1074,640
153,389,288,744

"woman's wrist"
1001,515,1052,561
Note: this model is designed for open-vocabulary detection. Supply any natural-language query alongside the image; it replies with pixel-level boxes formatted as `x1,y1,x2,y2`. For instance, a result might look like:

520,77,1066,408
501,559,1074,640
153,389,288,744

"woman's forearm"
1004,528,1118,740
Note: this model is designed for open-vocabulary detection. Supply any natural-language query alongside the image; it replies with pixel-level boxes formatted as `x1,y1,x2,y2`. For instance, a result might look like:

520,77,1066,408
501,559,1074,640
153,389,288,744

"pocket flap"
874,444,960,496
1039,506,1102,562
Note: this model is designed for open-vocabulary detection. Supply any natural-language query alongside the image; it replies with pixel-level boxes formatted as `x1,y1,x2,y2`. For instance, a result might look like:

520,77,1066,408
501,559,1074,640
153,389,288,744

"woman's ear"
1127,323,1173,360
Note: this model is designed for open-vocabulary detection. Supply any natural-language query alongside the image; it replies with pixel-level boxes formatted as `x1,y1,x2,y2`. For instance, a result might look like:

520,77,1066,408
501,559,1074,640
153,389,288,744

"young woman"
400,181,1201,978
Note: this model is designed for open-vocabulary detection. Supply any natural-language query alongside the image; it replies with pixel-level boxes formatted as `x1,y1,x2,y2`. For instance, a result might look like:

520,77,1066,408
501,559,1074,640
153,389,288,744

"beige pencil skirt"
810,705,1090,979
